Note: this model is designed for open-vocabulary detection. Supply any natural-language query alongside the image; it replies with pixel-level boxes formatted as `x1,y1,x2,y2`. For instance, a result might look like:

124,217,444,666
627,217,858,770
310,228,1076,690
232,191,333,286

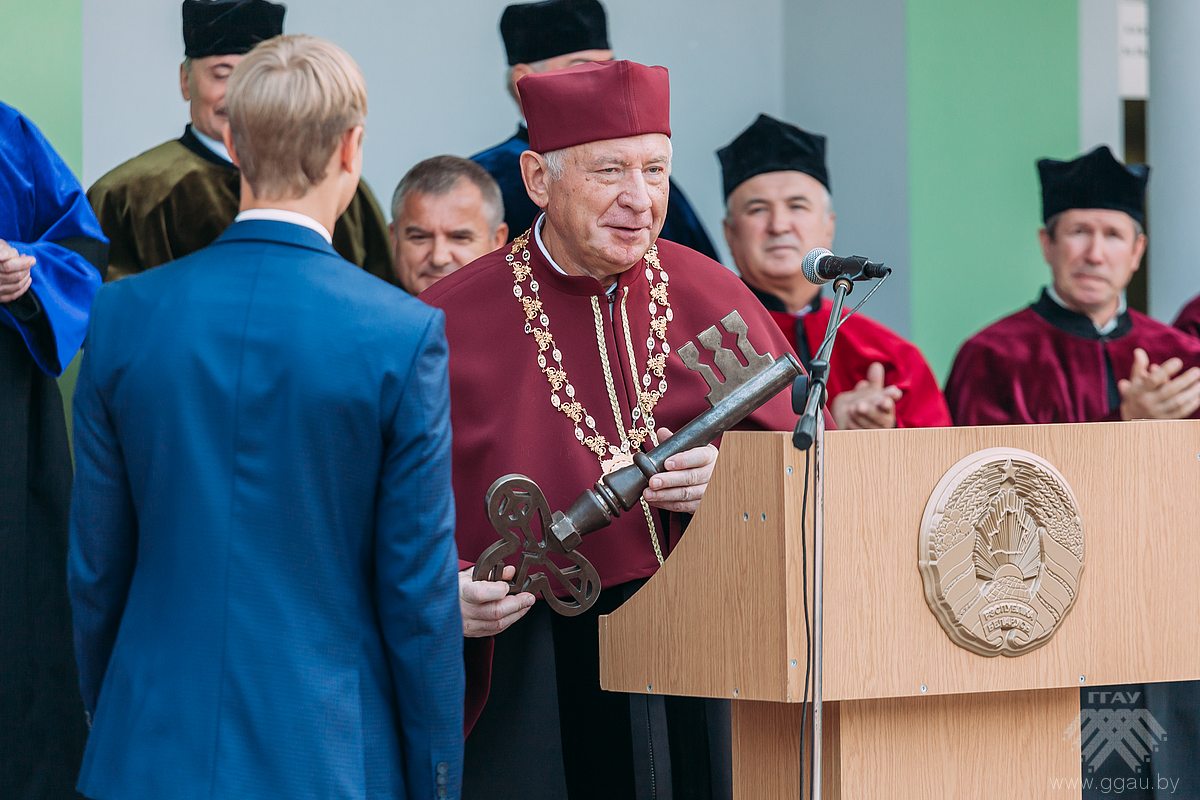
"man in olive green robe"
87,0,393,283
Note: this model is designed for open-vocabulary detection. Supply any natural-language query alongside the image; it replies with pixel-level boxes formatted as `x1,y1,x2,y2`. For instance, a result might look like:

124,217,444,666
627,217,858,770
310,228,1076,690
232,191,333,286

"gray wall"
1148,0,1200,322
82,0,785,267
782,0,911,335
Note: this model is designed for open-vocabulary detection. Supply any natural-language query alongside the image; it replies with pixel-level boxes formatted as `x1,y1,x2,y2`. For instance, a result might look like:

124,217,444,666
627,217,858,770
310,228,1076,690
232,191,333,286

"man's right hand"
460,564,536,638
1119,347,1200,420
0,241,36,303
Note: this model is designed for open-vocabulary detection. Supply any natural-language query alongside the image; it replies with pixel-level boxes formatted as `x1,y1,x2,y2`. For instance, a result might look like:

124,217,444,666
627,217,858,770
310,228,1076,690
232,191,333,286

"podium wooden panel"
598,422,1200,798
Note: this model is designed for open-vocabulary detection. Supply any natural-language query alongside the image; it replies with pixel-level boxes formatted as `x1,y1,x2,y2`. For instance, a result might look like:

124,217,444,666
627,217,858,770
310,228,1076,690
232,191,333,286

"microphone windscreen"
802,247,832,285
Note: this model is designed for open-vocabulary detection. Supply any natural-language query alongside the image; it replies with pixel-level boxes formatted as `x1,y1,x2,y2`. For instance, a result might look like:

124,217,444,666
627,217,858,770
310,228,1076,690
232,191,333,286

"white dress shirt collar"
234,209,333,244
534,214,618,296
1046,284,1126,336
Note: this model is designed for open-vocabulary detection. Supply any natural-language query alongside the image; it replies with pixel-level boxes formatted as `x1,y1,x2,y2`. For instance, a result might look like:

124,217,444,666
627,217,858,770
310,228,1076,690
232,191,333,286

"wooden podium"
598,421,1200,798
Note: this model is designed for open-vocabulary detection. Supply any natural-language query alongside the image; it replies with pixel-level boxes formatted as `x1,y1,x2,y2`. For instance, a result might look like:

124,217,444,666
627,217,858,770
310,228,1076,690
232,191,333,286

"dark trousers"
464,581,732,800
0,329,87,799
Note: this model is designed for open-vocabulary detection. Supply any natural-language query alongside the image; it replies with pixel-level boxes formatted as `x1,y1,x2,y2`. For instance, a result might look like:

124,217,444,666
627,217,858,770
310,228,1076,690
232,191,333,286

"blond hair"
226,35,367,199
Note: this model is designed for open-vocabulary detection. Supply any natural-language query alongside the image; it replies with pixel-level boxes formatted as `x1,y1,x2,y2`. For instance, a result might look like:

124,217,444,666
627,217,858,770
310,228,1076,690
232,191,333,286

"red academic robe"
748,286,951,428
1174,294,1200,340
422,234,800,738
945,289,1200,425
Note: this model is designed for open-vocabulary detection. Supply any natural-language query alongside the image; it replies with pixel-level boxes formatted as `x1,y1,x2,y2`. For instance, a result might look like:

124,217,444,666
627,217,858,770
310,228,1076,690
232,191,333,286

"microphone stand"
793,274,853,451
791,274,852,800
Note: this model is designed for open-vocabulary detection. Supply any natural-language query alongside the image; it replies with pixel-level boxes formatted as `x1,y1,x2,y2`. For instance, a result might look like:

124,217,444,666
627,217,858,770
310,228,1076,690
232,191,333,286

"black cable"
798,444,813,799
795,272,885,796
811,271,891,360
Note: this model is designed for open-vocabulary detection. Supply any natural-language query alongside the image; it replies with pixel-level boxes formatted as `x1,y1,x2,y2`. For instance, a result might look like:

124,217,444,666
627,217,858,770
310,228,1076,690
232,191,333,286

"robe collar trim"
527,213,646,298
180,125,237,171
190,125,233,164
1030,287,1133,341
745,283,823,316
1045,283,1126,335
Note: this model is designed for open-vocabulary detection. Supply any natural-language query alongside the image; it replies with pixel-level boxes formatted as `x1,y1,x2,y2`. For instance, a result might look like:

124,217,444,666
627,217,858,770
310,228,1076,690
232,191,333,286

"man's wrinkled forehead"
188,54,243,73
730,170,828,210
1046,207,1141,237
566,133,672,166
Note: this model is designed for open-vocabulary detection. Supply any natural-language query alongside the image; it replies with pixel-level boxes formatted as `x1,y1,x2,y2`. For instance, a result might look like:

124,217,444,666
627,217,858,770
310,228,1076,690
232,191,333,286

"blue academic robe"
69,220,464,799
0,101,104,800
0,102,105,375
472,125,720,259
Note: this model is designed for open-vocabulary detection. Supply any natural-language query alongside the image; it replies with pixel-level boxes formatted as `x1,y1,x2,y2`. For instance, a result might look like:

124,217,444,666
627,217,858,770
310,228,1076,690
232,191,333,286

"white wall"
83,0,785,265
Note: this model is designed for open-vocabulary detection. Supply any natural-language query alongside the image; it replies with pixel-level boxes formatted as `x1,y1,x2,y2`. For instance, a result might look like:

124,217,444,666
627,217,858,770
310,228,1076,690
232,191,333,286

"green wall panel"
0,0,83,173
907,1,1078,380
0,0,85,429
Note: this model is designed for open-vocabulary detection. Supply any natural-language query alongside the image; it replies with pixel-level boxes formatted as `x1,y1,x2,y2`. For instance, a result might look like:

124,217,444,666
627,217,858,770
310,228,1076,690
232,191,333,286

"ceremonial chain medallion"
509,229,673,563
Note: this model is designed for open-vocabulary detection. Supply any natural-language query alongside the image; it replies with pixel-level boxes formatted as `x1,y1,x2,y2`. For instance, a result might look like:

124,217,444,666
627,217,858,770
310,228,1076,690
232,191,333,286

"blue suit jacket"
68,220,464,799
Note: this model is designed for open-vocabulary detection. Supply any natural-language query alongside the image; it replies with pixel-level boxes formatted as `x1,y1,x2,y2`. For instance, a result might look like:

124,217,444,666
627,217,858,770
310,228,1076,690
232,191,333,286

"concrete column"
1147,0,1200,321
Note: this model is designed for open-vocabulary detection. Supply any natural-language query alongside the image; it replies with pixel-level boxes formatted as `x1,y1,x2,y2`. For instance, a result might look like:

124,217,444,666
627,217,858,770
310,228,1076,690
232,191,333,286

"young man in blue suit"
69,34,464,800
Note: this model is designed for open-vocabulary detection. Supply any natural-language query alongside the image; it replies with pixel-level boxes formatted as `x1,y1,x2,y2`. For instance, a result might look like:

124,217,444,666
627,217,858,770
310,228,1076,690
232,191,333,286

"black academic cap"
717,114,829,200
500,0,610,66
182,0,286,59
1037,145,1150,227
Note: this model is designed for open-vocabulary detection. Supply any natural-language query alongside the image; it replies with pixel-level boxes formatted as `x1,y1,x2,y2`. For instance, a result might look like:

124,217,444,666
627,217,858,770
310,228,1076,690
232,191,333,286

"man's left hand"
641,427,717,514
829,362,903,430
0,240,36,304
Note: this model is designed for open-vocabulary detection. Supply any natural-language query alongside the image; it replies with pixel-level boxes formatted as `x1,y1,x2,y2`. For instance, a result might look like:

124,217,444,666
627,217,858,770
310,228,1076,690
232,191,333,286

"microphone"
801,247,890,285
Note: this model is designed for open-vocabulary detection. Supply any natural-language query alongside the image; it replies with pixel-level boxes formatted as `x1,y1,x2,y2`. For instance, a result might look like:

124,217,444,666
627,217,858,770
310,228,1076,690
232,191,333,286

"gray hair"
391,155,505,232
542,138,673,183
543,149,568,181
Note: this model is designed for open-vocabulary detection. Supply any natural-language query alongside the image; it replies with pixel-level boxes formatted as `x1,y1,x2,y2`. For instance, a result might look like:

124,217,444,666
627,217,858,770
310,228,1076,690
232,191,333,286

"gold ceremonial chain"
509,229,672,564
591,292,664,564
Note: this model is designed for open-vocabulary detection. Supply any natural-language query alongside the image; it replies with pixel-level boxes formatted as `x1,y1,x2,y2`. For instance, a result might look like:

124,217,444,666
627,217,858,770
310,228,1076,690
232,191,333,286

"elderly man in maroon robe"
719,114,951,430
422,60,798,800
945,145,1200,424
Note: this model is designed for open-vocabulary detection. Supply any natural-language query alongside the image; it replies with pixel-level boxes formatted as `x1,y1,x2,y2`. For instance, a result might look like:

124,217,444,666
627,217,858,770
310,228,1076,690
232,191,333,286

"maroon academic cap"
518,60,671,153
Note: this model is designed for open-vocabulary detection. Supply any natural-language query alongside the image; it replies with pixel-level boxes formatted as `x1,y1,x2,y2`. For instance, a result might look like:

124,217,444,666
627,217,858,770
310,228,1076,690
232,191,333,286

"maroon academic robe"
424,237,798,587
1174,294,1200,340
748,286,951,428
945,289,1200,425
422,232,799,796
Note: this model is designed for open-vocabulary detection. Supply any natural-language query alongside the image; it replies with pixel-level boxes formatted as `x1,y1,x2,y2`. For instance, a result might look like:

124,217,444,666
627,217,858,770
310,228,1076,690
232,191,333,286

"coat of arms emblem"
919,447,1084,657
